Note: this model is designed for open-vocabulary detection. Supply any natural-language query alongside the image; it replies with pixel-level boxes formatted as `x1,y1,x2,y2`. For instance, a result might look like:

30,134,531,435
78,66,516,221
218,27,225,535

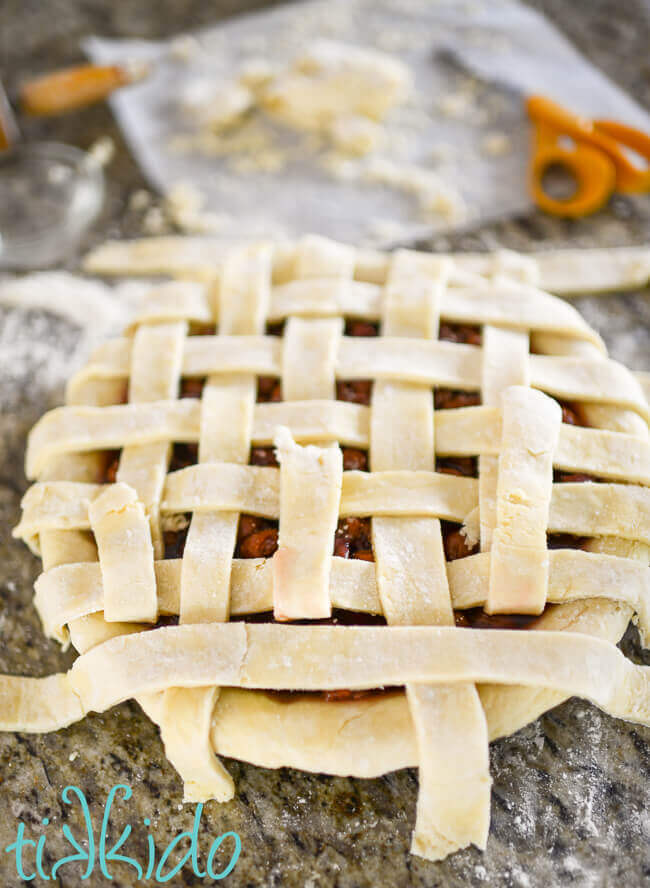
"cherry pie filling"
97,320,596,702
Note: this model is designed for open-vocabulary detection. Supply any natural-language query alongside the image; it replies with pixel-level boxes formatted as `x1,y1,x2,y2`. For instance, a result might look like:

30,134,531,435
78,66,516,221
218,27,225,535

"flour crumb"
128,189,152,211
239,57,276,90
438,91,474,119
261,40,411,131
481,131,512,156
169,34,201,63
364,156,466,223
180,78,254,132
142,206,167,235
86,136,115,168
329,114,383,155
164,181,231,233
366,218,413,244
175,39,411,166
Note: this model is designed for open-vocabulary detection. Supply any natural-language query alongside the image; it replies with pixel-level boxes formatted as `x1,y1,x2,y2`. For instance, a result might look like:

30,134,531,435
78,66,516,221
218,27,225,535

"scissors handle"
526,95,650,217
592,119,650,192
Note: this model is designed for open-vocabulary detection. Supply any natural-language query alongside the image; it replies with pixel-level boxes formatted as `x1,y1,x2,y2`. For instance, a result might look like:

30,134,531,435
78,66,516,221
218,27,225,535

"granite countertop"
0,1,649,886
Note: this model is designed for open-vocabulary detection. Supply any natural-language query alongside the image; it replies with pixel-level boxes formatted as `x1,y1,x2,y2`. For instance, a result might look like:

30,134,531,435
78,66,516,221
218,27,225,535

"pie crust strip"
272,238,351,620
81,236,650,298
273,429,342,620
24,402,650,484
58,338,650,421
158,687,234,803
163,244,273,802
88,482,157,623
487,387,561,614
370,250,491,858
207,601,632,777
32,547,650,648
266,279,602,347
478,324,530,553
2,625,650,731
18,474,650,547
116,320,186,556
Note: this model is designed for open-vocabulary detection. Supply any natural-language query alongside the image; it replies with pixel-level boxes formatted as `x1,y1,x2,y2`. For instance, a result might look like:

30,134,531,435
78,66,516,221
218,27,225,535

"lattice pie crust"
3,235,650,861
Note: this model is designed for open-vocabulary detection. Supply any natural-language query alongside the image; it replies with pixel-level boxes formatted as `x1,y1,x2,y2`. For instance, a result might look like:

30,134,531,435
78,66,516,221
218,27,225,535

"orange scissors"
526,94,650,217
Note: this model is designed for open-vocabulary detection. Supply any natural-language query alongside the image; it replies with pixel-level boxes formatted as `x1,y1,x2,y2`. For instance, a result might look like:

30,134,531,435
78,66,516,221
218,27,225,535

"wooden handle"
20,62,149,116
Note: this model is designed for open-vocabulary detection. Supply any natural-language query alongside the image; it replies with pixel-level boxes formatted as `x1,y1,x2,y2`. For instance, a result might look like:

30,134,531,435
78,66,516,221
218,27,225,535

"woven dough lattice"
4,235,650,861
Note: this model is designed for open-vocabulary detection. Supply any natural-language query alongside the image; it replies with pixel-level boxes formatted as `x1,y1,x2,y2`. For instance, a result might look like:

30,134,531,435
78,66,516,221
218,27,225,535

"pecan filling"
266,685,400,704
553,470,596,484
336,378,373,404
438,322,482,346
436,456,478,478
334,517,373,561
236,515,279,559
257,376,282,403
171,442,197,472
454,609,540,630
434,389,481,410
250,444,368,472
547,533,589,550
250,446,279,467
442,522,478,562
103,449,120,484
188,323,216,337
341,448,368,471
346,320,380,337
560,400,586,426
163,522,190,560
180,378,205,399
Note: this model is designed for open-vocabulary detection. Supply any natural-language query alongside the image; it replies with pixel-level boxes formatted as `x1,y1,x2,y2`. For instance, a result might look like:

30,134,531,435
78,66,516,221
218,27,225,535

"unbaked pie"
3,234,650,861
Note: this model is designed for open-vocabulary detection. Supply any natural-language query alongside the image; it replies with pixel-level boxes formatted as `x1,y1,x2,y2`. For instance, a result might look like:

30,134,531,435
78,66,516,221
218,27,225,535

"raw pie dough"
3,234,650,862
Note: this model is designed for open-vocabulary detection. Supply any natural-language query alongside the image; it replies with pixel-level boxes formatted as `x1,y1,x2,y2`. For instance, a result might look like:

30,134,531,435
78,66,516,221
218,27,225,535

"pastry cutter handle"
19,61,150,117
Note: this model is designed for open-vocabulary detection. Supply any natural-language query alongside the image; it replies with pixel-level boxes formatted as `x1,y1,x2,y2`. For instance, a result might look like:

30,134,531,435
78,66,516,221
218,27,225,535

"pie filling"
100,320,593,704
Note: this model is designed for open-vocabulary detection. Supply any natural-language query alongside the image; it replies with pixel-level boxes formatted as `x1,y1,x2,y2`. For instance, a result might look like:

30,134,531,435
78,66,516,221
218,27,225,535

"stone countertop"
0,1,649,886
